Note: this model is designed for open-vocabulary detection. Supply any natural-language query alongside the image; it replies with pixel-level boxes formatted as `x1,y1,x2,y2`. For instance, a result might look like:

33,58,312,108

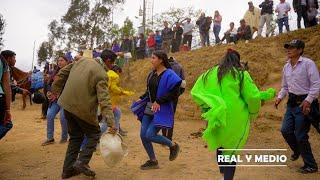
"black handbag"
144,76,154,116
144,102,154,116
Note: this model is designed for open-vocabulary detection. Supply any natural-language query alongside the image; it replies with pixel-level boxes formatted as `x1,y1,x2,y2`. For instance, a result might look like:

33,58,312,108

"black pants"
41,97,49,118
217,148,236,180
63,110,101,171
183,35,192,49
162,98,179,141
297,5,309,29
171,38,182,53
0,95,5,123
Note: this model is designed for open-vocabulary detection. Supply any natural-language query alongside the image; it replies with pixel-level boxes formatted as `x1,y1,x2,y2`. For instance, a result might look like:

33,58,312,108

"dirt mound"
122,25,320,122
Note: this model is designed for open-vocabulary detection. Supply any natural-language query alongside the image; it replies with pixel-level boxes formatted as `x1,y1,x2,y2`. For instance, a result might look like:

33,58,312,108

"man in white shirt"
276,0,291,34
181,18,194,49
220,22,238,44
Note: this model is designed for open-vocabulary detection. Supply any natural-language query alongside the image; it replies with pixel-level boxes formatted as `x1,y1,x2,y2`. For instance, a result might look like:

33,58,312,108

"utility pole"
142,0,146,34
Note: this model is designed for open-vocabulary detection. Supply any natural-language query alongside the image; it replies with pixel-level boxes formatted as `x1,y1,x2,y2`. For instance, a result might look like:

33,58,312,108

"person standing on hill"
50,49,117,179
276,0,291,34
136,33,146,60
306,0,319,27
181,18,194,49
171,22,183,53
244,1,261,36
275,39,320,174
257,0,274,37
147,31,156,57
197,13,211,47
161,21,173,54
155,30,163,51
293,0,309,28
213,10,222,44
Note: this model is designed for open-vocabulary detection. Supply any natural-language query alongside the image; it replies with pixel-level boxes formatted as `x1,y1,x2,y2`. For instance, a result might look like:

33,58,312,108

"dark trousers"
0,95,13,139
183,35,192,49
281,105,318,168
216,148,236,180
297,5,309,29
0,95,5,122
42,97,49,118
171,38,182,53
162,98,178,141
63,110,101,171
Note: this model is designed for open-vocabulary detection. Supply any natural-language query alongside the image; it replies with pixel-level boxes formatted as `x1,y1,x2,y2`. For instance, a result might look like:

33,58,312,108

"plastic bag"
99,133,128,167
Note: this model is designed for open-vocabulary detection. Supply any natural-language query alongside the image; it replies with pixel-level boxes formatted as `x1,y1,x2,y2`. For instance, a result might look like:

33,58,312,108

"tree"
37,41,53,65
151,7,201,30
120,17,135,37
0,13,6,49
45,0,124,53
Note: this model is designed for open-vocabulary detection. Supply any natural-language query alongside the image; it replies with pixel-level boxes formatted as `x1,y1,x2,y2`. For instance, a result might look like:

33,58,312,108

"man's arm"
51,63,74,96
305,61,320,103
277,67,289,100
96,77,115,127
3,71,12,113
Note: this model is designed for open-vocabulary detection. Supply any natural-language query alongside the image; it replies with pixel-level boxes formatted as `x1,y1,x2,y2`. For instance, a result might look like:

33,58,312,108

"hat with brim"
284,39,305,49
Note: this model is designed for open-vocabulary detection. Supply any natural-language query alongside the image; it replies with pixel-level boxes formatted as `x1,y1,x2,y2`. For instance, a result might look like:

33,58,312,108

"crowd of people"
0,0,320,180
113,0,319,55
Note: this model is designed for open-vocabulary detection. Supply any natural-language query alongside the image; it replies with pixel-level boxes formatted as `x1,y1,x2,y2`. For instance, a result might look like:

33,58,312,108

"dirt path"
0,95,319,180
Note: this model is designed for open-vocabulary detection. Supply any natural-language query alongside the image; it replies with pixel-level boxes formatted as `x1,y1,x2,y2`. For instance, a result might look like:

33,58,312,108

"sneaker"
73,161,96,177
290,153,299,161
140,160,159,170
169,143,180,161
61,168,80,179
298,166,318,174
41,139,55,146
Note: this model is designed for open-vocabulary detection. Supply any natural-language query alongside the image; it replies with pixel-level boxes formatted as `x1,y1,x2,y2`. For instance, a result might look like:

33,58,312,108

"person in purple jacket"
275,39,320,174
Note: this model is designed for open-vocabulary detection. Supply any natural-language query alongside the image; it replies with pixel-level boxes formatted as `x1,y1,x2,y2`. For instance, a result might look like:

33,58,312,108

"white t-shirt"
276,2,291,19
182,23,194,35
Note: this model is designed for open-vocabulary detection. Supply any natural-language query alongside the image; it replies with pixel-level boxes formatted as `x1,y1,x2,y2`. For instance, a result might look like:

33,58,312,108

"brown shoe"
73,161,96,177
41,139,54,146
61,168,80,179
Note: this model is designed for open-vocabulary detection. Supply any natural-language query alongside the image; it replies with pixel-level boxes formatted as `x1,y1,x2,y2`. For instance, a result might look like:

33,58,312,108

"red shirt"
147,36,156,48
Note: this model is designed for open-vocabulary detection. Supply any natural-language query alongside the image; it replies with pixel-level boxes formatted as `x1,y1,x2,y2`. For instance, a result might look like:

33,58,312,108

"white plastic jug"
99,133,128,167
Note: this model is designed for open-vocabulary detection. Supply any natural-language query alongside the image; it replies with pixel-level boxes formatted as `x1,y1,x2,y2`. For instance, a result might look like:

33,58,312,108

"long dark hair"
203,49,245,88
153,50,171,69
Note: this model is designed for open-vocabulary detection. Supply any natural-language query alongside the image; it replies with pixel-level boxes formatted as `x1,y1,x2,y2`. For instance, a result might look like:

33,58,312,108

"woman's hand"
152,102,161,113
47,91,58,102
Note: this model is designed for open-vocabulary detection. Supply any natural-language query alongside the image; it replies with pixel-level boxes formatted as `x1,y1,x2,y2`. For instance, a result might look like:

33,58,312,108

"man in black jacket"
293,0,314,28
161,21,173,54
257,0,274,37
306,0,319,26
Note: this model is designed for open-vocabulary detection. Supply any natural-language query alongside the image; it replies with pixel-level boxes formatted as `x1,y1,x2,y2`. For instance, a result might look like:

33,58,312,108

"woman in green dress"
191,49,275,180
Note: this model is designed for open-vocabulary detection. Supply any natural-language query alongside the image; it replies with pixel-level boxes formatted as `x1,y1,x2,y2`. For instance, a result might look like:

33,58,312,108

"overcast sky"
1,0,294,70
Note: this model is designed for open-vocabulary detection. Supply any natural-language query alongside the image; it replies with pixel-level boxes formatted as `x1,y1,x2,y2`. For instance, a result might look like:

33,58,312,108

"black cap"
284,39,305,49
